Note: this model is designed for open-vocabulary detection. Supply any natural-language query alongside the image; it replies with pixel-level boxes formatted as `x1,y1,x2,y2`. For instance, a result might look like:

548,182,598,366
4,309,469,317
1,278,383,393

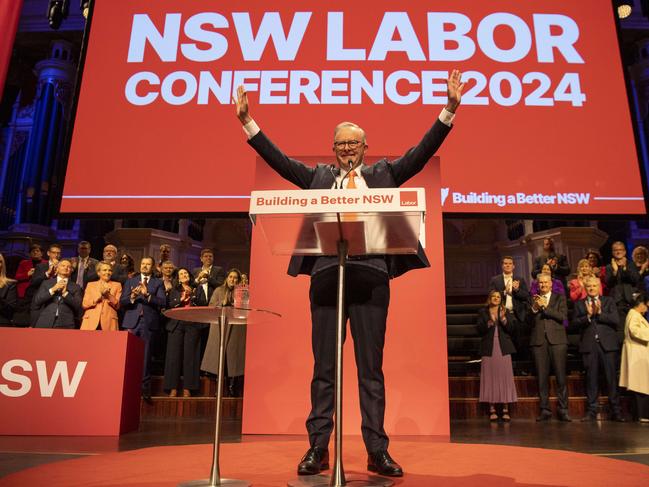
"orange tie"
347,170,357,189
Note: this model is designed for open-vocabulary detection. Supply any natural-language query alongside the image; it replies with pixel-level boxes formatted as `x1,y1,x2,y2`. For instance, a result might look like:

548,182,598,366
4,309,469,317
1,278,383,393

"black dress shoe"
297,446,329,475
536,410,552,422
142,393,153,405
367,450,403,477
558,412,572,422
581,412,597,422
611,414,626,422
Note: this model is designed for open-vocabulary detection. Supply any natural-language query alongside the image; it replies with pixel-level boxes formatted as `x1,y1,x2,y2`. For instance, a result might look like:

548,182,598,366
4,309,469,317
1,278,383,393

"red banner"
0,0,22,101
0,329,143,436
61,0,646,215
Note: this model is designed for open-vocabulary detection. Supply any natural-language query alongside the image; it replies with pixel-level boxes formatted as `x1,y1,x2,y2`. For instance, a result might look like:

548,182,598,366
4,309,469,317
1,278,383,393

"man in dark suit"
103,244,128,285
32,259,82,329
489,256,530,369
572,276,624,422
120,256,166,399
192,248,225,290
70,241,99,289
235,70,464,477
605,241,640,338
30,243,62,326
530,273,571,422
532,237,570,292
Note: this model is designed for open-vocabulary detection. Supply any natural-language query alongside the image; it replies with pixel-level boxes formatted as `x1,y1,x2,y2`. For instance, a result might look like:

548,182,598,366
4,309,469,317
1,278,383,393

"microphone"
330,165,338,189
339,160,355,189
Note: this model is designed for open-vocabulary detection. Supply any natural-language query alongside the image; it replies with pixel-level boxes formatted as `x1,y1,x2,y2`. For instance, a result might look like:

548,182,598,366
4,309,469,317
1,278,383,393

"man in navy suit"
573,276,624,422
235,71,464,477
33,259,82,329
120,256,166,399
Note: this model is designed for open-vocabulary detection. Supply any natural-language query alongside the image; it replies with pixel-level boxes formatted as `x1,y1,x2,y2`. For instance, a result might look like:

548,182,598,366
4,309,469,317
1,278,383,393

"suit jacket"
488,274,529,323
109,263,128,285
572,295,619,353
70,257,99,289
620,308,649,394
476,307,516,357
30,261,57,293
606,262,640,308
529,293,568,346
248,119,452,279
33,278,83,328
81,280,122,331
192,266,225,290
120,274,166,330
165,286,208,332
0,281,17,325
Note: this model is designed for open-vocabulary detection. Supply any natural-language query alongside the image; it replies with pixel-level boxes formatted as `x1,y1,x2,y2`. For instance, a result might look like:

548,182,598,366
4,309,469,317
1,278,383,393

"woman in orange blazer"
81,262,122,330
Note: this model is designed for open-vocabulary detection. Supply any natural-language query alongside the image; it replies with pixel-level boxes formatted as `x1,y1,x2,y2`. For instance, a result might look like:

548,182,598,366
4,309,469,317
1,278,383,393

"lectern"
250,187,427,487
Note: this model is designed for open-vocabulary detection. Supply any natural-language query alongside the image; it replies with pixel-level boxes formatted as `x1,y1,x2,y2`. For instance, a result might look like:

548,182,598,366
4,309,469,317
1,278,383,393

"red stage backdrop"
243,158,450,437
0,0,23,101
61,0,645,215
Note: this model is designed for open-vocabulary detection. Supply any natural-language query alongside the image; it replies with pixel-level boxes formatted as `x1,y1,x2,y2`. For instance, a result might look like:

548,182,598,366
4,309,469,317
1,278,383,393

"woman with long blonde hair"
0,253,18,327
568,259,600,302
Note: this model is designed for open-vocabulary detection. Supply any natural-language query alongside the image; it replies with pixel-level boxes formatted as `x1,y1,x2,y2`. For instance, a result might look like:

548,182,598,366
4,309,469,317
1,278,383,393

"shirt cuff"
242,119,261,139
438,108,455,127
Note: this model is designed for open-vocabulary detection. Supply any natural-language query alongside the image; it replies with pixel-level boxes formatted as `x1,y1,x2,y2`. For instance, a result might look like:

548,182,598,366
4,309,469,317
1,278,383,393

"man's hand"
512,280,520,291
235,85,252,125
446,69,465,113
586,300,594,317
51,280,65,293
611,258,619,274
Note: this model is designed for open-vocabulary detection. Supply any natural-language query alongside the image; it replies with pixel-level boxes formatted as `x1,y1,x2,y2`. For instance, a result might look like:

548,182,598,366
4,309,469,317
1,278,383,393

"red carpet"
1,438,648,486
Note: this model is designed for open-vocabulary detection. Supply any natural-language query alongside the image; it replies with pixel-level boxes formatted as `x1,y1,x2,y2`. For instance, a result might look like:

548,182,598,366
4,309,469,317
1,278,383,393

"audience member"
12,245,42,326
32,259,82,329
70,241,99,289
103,244,128,284
632,245,649,286
530,263,566,296
572,276,624,422
202,269,244,397
605,241,640,337
14,244,44,299
488,256,529,324
120,253,136,279
532,237,570,291
156,244,172,276
530,273,570,422
80,262,122,331
120,256,166,400
619,293,649,422
164,267,204,397
160,260,176,295
30,243,62,326
477,290,517,421
0,253,17,327
193,248,225,289
586,249,607,294
568,259,600,302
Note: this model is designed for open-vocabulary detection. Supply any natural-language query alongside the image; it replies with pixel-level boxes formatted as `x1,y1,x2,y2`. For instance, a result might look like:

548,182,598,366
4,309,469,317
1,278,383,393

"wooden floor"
2,417,649,479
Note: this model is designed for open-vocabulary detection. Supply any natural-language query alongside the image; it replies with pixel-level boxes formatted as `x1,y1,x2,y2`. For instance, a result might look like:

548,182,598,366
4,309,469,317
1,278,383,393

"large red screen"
61,0,646,215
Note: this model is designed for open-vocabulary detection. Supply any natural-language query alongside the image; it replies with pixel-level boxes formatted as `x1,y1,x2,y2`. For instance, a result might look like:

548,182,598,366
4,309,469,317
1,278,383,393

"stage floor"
1,418,649,484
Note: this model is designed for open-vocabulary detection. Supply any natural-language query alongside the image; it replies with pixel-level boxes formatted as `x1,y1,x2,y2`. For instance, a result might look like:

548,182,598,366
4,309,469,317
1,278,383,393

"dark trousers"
532,340,568,413
163,323,202,391
582,343,620,415
129,320,153,394
635,392,649,419
307,266,390,453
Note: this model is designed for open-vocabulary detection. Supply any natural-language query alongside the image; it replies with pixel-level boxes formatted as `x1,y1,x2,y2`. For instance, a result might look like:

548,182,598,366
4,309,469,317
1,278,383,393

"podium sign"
0,329,143,436
250,188,426,256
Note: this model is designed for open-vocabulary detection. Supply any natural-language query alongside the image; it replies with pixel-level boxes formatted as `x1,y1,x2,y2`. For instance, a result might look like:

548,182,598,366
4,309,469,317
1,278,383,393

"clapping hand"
512,280,520,291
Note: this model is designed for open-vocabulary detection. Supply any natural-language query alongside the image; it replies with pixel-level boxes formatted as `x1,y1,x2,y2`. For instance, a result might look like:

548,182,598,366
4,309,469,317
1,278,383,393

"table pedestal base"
179,478,250,487
287,473,394,487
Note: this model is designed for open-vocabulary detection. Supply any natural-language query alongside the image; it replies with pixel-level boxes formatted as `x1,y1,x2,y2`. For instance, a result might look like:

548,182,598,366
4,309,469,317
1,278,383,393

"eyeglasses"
333,140,362,150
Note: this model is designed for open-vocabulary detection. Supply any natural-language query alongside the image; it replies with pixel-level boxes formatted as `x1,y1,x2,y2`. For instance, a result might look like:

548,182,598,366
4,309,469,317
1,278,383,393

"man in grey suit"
235,70,464,477
530,273,571,422
33,259,83,329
